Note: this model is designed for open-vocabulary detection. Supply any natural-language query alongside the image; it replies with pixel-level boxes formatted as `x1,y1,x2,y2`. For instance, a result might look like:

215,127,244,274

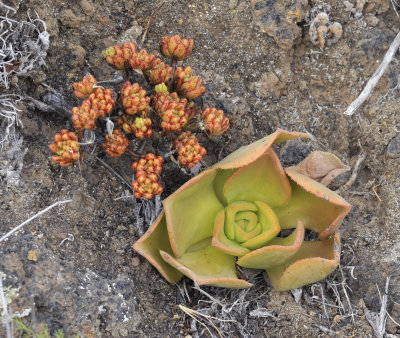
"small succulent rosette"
134,129,351,291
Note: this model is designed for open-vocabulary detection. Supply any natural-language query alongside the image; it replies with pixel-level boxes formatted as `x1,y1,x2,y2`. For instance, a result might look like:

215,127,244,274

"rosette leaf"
134,129,351,290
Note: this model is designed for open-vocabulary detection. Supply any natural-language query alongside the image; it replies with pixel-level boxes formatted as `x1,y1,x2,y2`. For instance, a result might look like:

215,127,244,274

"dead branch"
344,32,400,116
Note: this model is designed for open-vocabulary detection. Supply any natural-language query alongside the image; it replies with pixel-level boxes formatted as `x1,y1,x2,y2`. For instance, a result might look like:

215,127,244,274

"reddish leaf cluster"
160,35,194,61
51,35,230,200
132,153,164,199
201,108,229,136
102,129,129,157
49,130,80,166
174,66,206,99
153,91,188,132
73,74,97,99
71,88,115,130
174,132,206,168
121,82,150,116
102,42,138,70
132,153,164,175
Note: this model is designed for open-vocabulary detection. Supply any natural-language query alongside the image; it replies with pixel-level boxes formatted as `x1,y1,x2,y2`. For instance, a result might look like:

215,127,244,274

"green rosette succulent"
133,129,351,291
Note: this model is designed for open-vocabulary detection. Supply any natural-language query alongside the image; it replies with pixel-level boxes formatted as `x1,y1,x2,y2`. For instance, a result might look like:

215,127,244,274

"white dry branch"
0,276,13,338
344,32,400,116
0,1,49,89
365,276,391,338
0,94,22,148
0,199,72,243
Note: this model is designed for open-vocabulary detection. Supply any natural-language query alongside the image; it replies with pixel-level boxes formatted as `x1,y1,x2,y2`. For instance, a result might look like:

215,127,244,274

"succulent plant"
201,107,229,136
159,104,188,132
88,88,115,118
149,58,173,85
102,42,138,70
102,129,129,157
174,131,198,149
121,82,151,116
174,66,206,99
153,91,187,115
160,34,194,61
71,100,98,130
132,153,164,175
129,49,156,71
73,74,97,99
131,116,153,139
132,170,163,199
176,137,206,168
134,129,351,290
49,129,80,166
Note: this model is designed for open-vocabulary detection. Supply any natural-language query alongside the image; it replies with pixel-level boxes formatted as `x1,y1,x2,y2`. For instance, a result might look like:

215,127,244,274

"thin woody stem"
140,1,167,48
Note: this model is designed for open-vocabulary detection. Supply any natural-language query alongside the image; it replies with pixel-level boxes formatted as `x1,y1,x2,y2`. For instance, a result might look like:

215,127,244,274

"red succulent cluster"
201,108,229,136
71,88,115,130
121,82,150,116
102,42,138,70
132,153,163,199
73,74,97,99
132,171,163,199
132,116,153,139
160,35,194,61
153,91,188,132
71,100,98,130
174,131,198,148
51,35,230,200
174,66,206,99
149,58,172,85
132,153,164,175
88,88,115,118
49,130,80,167
102,129,129,157
175,134,206,169
129,49,155,70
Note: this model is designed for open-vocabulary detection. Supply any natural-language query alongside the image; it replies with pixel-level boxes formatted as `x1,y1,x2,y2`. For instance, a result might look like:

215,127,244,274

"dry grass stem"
365,276,391,338
337,149,367,192
0,199,73,243
179,304,233,338
344,32,400,116
95,156,133,191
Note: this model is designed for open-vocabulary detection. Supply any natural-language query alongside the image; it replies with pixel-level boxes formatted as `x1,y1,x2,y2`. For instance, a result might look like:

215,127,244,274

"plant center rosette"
134,129,351,291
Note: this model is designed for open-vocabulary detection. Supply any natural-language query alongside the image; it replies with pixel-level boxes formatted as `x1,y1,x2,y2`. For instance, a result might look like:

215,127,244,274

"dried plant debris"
0,1,49,89
0,94,22,147
344,0,367,19
309,12,343,48
0,95,26,187
177,277,270,337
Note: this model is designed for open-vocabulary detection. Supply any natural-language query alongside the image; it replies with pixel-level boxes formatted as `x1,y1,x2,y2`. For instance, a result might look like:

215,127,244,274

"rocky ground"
1,0,400,336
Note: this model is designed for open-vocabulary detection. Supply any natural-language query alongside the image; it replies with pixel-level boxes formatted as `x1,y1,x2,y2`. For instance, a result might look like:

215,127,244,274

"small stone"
117,225,127,231
366,15,379,27
120,21,143,43
59,9,85,28
132,257,140,267
178,19,183,25
27,250,39,262
229,0,238,9
386,134,400,158
80,0,95,16
69,44,86,68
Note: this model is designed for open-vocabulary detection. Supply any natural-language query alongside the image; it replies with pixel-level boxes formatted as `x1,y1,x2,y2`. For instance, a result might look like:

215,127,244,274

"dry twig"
344,32,400,116
365,276,391,338
0,199,72,242
336,149,367,193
